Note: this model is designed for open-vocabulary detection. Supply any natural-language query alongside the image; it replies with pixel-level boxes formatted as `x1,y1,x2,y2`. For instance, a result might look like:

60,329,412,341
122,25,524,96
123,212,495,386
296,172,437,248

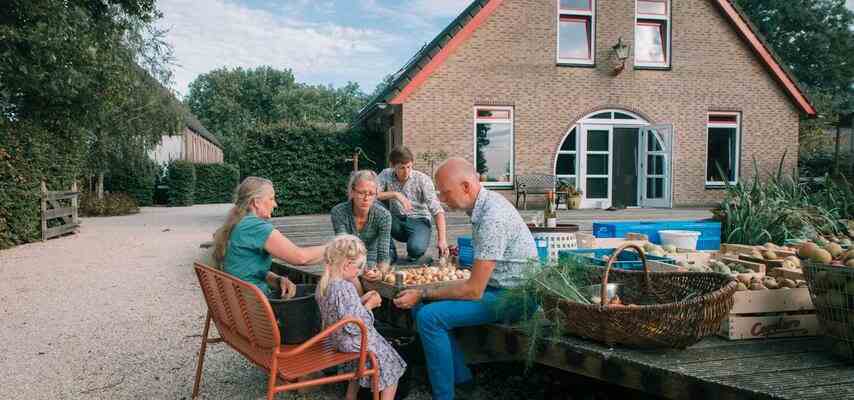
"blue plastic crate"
457,236,474,267
591,219,721,250
558,248,676,270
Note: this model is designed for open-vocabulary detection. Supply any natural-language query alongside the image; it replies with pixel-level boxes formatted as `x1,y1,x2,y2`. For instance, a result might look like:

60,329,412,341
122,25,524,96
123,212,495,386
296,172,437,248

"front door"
612,128,639,208
580,126,611,208
640,124,673,208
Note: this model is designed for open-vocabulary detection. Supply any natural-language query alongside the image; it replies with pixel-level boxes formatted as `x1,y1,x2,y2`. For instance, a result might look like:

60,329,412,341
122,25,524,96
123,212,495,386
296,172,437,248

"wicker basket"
541,243,738,349
803,262,854,362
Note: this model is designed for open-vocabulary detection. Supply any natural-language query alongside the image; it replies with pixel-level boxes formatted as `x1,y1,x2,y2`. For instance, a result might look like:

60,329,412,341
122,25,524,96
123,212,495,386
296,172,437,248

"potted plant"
558,182,583,209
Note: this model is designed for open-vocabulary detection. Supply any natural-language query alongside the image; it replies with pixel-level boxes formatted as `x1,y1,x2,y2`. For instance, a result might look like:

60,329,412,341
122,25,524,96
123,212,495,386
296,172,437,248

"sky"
157,0,854,98
156,0,469,97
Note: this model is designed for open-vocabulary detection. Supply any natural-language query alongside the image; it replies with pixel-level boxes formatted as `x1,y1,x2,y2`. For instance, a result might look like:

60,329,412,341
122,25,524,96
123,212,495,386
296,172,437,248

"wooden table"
273,260,854,400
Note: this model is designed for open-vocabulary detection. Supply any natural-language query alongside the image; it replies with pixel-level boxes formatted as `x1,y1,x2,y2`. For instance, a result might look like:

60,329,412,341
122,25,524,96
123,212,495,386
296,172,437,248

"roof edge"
715,0,817,117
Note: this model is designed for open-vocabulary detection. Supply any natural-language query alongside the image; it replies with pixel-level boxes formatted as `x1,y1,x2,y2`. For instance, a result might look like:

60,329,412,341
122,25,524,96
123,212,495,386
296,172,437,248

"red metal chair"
192,262,380,399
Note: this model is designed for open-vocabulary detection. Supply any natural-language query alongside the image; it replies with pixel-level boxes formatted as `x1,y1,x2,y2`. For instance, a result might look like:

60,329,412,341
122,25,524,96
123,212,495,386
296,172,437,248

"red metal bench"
192,262,380,399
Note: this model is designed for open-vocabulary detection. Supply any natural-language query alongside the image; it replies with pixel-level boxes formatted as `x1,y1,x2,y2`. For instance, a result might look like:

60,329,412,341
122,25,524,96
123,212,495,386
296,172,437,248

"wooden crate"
720,256,766,275
721,243,797,259
767,266,804,281
361,270,464,299
719,287,818,340
719,313,821,340
591,238,650,249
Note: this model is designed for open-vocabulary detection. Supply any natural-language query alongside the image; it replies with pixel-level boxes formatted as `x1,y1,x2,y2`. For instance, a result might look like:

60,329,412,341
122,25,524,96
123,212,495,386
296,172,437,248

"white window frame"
554,127,578,189
705,112,741,187
634,0,671,68
556,0,596,66
584,127,611,201
473,106,515,188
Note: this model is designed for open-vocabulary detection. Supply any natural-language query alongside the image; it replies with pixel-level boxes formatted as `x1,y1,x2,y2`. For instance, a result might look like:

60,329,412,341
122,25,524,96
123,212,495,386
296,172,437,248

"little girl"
316,234,406,400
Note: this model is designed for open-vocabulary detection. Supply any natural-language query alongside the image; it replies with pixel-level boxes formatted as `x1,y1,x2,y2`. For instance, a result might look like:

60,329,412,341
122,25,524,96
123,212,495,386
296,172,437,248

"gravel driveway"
0,204,358,400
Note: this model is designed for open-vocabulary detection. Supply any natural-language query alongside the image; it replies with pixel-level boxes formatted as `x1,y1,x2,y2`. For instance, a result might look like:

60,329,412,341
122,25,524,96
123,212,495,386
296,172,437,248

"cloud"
156,0,401,96
411,0,469,18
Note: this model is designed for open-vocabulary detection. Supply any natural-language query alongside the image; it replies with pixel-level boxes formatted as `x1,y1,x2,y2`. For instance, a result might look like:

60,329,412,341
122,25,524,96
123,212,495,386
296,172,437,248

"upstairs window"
706,113,741,186
557,0,595,65
635,0,670,68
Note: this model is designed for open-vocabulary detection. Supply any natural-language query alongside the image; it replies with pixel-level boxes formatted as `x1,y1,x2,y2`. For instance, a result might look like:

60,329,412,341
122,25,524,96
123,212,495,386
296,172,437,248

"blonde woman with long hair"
212,176,326,299
315,235,406,400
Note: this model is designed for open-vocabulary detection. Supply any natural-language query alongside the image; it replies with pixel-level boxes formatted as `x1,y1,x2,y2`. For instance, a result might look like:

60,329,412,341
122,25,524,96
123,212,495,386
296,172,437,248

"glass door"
639,124,673,208
580,126,612,208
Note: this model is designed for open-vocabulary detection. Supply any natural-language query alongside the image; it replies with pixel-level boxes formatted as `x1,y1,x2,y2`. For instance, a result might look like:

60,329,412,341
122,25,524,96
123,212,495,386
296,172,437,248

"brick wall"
398,0,801,207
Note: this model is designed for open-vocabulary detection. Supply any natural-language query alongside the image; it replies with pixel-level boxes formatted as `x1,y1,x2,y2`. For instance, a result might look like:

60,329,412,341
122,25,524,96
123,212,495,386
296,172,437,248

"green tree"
1,0,180,247
185,66,298,164
735,0,854,163
185,67,368,164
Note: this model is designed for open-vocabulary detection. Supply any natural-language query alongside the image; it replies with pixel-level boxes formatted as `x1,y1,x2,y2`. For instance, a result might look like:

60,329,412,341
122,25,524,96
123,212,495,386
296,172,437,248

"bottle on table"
544,190,557,228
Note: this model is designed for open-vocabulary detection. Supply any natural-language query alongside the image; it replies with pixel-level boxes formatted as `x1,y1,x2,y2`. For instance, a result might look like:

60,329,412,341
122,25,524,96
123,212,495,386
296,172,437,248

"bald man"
394,158,537,400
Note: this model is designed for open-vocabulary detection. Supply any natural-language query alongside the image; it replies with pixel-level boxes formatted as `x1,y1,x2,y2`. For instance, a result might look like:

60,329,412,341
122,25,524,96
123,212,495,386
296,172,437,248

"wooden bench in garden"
192,262,380,400
514,174,557,209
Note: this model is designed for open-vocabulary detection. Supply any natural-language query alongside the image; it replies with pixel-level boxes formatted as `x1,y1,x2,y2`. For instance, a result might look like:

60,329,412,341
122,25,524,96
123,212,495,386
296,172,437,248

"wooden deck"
268,210,854,400
275,260,854,400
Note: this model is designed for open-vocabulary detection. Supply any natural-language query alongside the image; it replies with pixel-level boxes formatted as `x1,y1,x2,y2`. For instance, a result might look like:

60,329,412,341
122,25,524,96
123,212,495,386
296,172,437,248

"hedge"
80,192,140,216
240,125,385,216
166,160,196,206
105,158,160,206
195,163,240,204
1,121,84,249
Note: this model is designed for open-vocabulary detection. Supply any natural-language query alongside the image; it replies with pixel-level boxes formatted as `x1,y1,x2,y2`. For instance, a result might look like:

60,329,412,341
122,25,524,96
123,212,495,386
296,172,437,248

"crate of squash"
361,260,472,299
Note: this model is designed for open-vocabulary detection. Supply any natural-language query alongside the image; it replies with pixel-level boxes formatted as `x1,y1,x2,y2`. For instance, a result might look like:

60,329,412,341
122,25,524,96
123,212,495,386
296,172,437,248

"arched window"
555,127,578,188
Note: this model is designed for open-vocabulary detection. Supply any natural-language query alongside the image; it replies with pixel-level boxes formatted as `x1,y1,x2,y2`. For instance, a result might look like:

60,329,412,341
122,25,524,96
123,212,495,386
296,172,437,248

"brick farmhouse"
357,0,816,208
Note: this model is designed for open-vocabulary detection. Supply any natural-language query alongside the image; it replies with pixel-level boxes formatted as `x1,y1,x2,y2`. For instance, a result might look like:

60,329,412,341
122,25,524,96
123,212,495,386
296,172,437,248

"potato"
736,274,752,285
779,278,797,289
762,277,779,289
763,250,778,260
826,243,844,258
784,256,801,268
736,282,748,291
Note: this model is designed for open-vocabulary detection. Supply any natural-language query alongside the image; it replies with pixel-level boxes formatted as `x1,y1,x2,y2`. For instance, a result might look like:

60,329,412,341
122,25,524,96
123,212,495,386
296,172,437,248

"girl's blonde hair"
212,176,274,268
347,170,378,200
317,234,367,298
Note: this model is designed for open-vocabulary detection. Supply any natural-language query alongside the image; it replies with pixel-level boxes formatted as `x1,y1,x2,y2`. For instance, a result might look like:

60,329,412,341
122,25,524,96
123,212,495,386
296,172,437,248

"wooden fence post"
71,181,79,225
41,181,47,242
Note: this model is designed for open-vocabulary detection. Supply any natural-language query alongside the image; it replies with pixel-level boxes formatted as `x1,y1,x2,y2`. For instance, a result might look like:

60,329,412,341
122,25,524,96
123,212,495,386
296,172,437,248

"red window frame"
558,15,592,61
636,20,667,63
708,114,739,124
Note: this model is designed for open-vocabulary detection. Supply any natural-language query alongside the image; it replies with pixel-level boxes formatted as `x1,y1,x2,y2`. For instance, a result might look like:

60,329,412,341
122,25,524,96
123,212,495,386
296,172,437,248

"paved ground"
0,204,710,400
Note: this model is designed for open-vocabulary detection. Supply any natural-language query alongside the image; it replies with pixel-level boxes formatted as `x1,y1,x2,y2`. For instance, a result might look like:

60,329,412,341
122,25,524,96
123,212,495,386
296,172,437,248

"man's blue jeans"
390,216,431,261
412,287,535,400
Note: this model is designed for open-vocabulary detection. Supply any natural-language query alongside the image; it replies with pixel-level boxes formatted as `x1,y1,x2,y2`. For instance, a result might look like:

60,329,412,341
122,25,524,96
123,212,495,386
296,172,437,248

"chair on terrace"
191,262,379,399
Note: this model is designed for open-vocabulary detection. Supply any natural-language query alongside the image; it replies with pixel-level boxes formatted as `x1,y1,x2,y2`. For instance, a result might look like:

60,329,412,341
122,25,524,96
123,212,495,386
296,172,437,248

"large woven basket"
541,243,738,349
803,261,854,362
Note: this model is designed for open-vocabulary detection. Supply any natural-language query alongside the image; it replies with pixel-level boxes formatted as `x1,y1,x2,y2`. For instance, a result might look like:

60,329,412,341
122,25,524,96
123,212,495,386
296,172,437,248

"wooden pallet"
719,287,818,340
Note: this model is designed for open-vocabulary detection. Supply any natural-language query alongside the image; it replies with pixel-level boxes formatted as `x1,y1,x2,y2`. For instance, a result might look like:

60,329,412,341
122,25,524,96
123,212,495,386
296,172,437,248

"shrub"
105,158,159,206
195,163,240,204
1,121,83,249
79,192,140,217
240,125,384,216
166,160,196,206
